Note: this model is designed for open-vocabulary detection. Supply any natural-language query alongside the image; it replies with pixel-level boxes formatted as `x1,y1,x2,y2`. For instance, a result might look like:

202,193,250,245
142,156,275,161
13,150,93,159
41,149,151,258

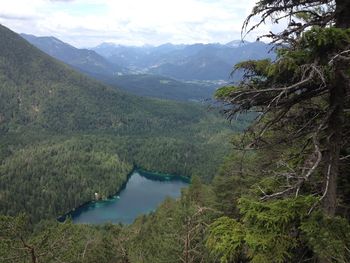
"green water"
66,170,188,224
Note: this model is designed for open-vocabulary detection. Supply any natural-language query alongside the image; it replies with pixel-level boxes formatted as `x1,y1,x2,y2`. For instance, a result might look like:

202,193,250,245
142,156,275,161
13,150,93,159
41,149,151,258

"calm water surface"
69,171,188,224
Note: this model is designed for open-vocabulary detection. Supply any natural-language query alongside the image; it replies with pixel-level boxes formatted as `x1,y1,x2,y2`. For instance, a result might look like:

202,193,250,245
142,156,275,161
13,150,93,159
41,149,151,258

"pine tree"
209,0,350,262
216,0,350,219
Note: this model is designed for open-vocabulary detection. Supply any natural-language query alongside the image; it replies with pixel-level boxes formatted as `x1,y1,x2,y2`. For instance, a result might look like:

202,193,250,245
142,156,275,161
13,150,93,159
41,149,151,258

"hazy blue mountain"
149,41,273,80
20,33,273,100
19,34,220,101
20,34,126,76
92,41,274,81
225,40,250,47
93,43,185,69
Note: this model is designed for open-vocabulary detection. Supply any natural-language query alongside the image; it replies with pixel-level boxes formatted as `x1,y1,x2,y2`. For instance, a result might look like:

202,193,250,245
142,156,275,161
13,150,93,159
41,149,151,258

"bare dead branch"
260,119,324,201
329,49,350,65
340,155,350,160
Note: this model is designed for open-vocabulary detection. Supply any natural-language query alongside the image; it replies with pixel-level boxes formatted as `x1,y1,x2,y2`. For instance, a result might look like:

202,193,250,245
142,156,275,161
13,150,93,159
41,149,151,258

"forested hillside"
0,24,244,223
90,73,217,101
1,0,350,262
20,33,126,77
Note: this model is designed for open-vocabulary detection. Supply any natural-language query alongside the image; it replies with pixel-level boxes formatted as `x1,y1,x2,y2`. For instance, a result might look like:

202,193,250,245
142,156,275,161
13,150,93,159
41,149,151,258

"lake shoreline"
57,167,190,223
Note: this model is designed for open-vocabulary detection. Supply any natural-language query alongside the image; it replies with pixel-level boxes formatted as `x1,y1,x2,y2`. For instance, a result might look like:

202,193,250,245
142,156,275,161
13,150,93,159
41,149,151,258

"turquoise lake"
66,170,189,224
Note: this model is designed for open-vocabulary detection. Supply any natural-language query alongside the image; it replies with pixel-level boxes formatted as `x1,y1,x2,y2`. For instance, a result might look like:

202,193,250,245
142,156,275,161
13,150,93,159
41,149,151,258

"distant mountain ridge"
92,41,274,81
20,33,273,82
225,40,250,47
19,34,220,101
20,33,274,101
21,33,126,77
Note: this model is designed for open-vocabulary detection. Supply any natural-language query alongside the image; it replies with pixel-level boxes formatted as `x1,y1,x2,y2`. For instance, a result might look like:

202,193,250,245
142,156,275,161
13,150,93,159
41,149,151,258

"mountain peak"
226,40,250,47
95,42,120,49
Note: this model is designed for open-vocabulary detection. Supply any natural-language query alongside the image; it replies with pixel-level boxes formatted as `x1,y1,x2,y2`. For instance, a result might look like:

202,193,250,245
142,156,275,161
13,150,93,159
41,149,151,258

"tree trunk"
321,0,350,217
319,1,350,262
322,73,346,216
335,0,350,29
30,247,38,263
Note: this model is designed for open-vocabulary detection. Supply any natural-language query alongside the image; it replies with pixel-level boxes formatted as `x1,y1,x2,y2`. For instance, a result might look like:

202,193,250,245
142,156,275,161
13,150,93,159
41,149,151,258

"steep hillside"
20,33,126,77
0,24,242,222
1,26,209,133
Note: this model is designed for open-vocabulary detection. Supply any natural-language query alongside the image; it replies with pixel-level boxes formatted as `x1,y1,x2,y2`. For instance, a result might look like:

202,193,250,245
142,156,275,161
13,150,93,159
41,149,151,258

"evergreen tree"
217,0,350,215
209,0,350,262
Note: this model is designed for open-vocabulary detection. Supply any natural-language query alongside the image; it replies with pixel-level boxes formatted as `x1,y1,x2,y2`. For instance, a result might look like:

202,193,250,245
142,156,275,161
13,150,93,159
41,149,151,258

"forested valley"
0,23,248,223
1,0,350,262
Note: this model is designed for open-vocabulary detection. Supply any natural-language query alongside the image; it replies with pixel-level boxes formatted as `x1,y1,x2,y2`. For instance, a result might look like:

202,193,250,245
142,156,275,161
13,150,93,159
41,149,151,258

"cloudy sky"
0,0,277,48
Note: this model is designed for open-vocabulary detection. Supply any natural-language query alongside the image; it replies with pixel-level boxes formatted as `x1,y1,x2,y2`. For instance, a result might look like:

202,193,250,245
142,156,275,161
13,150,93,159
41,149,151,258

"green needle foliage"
208,0,350,262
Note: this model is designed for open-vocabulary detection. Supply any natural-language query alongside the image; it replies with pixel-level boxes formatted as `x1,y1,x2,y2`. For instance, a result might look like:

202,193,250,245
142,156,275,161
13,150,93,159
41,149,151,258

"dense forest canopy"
0,24,248,223
1,0,350,262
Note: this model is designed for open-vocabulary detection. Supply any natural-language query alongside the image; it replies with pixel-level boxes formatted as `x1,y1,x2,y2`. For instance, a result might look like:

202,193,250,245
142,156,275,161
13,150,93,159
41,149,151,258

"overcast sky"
0,0,279,48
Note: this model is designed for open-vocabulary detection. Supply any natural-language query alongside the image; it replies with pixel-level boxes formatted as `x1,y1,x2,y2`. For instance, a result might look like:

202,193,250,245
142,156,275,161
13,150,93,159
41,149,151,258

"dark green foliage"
93,73,217,102
208,196,310,263
207,216,246,263
215,86,239,99
207,0,350,262
126,177,219,263
2,0,350,261
237,197,316,262
0,25,226,134
0,129,234,223
0,214,81,263
0,214,130,263
0,137,131,220
212,149,261,217
208,196,350,263
0,24,242,224
301,27,350,57
206,111,350,263
300,212,350,262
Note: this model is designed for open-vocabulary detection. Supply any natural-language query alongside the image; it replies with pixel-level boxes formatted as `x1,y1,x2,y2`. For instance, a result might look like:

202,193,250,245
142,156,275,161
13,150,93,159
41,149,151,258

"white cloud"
0,0,278,47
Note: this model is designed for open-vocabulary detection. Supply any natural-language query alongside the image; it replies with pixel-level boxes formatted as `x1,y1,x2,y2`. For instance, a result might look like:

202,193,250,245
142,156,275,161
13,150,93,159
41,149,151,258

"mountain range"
21,34,274,101
92,41,274,80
